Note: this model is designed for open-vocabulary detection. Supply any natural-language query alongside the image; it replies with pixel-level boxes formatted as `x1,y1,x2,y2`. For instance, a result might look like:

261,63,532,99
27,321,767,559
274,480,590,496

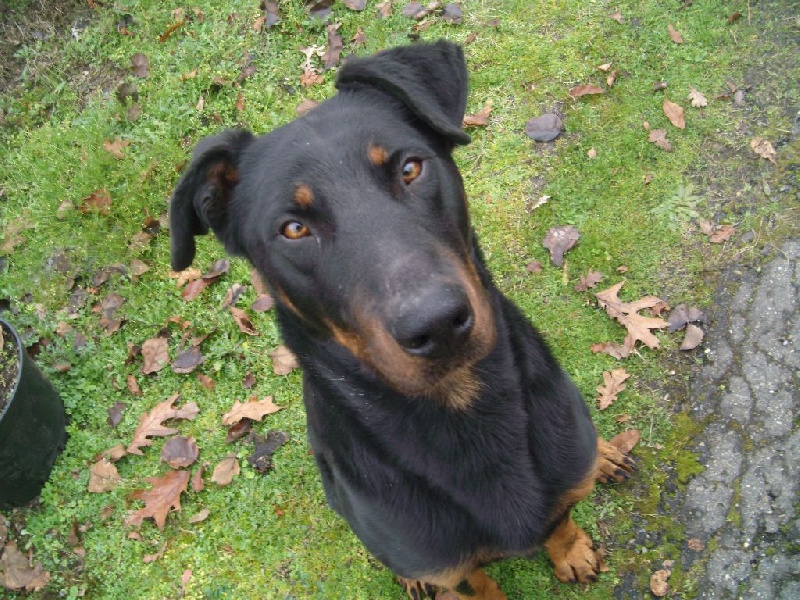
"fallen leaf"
667,303,705,332
667,24,684,44
441,3,463,24
141,337,170,374
463,100,493,127
650,569,671,597
663,99,686,129
300,68,323,87
307,0,334,19
750,137,777,163
126,470,190,530
160,436,199,468
211,455,240,486
230,306,257,335
0,540,50,591
88,458,122,492
648,129,672,151
222,396,283,425
542,225,580,267
130,259,150,277
188,508,210,524
609,11,625,24
687,538,704,551
688,87,708,107
130,53,150,77
109,399,127,426
376,0,393,18
247,430,289,474
596,368,630,410
525,114,563,142
181,278,209,301
680,323,704,350
595,281,669,351
171,346,205,374
196,373,215,390
143,541,167,563
608,429,640,454
574,269,603,292
526,260,543,274
351,26,367,47
103,138,130,159
727,12,742,24
568,84,604,98
260,1,281,28
590,341,629,359
709,224,736,243
99,444,127,462
79,189,112,215
127,393,200,455
597,63,612,72
271,344,299,375
221,283,247,308
321,23,343,70
191,464,205,492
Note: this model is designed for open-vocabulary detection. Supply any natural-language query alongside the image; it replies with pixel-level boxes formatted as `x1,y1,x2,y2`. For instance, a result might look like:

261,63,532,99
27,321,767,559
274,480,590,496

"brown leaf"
211,455,240,486
609,11,625,24
307,0,334,19
0,540,50,591
463,100,493,127
344,0,367,9
300,68,324,87
130,53,150,77
595,281,669,351
126,470,190,530
103,137,130,159
667,24,684,44
271,344,299,375
160,436,199,468
750,137,777,163
688,87,708,107
221,396,283,426
79,189,112,215
608,429,641,454
596,368,630,410
663,99,686,129
376,0,393,18
171,346,205,374
574,269,603,292
590,341,630,359
130,259,150,277
230,306,258,335
667,303,705,332
687,538,705,551
108,400,127,426
221,283,247,308
526,260,543,274
88,458,122,493
226,419,252,443
727,12,742,24
260,1,280,28
709,224,736,243
141,337,170,374
680,323,704,350
322,23,343,70
441,3,463,24
181,278,210,301
196,373,215,390
648,129,672,151
650,569,671,597
99,444,127,462
247,431,289,474
542,225,580,267
127,393,200,455
188,508,210,524
568,84,604,98
351,26,367,47
191,464,205,492
525,114,563,142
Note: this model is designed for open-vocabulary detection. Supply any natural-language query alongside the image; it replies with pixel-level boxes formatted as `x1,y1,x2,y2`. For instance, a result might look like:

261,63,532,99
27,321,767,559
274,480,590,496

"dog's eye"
281,221,311,240
401,159,422,184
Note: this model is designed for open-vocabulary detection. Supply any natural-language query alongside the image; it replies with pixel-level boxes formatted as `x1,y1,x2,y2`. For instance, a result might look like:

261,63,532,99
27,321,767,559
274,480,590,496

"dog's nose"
392,286,474,359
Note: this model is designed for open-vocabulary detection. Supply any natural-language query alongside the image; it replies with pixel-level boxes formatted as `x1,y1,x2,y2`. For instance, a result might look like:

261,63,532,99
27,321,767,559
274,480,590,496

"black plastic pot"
0,318,67,507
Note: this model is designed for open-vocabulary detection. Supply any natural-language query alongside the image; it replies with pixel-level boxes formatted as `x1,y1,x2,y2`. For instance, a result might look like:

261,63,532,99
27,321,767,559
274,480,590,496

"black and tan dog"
170,41,634,600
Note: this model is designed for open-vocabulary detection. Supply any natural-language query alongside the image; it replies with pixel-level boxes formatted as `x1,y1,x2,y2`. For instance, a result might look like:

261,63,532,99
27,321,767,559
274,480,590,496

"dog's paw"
595,437,636,484
397,577,437,600
545,520,607,584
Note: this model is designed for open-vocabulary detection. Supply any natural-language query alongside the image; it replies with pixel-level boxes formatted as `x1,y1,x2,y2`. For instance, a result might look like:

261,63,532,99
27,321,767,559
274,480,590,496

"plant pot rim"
0,316,24,423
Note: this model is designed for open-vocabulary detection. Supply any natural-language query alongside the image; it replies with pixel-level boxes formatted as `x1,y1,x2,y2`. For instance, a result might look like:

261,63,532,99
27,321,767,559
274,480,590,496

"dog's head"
170,41,496,405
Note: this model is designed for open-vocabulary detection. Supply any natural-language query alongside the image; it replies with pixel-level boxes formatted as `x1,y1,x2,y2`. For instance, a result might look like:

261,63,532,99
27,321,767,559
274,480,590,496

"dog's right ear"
169,129,254,271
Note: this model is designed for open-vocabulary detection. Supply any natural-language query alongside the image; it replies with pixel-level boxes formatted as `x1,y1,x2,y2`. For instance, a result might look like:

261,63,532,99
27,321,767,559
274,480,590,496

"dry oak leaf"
160,435,199,468
221,395,283,426
463,100,493,127
271,344,299,375
543,225,580,267
650,569,671,597
188,508,211,524
103,137,130,159
648,129,672,152
88,458,122,492
141,336,169,374
125,470,190,530
574,269,603,292
211,455,240,486
595,281,669,351
608,429,641,455
667,24,684,44
590,341,629,359
688,87,708,107
80,189,112,215
0,540,50,592
680,323,705,351
569,84,604,98
596,368,631,410
750,137,777,163
127,393,200,455
663,99,686,129
709,224,736,243
230,306,257,335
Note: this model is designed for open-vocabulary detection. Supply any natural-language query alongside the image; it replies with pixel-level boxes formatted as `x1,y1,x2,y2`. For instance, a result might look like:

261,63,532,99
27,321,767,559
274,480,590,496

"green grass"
1,0,795,598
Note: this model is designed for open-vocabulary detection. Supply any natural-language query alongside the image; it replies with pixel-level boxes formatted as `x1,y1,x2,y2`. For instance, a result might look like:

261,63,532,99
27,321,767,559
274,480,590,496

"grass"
1,0,796,598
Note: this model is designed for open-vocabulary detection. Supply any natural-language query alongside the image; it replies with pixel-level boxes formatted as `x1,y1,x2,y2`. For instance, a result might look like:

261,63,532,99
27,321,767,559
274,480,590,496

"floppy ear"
169,129,254,271
335,40,471,146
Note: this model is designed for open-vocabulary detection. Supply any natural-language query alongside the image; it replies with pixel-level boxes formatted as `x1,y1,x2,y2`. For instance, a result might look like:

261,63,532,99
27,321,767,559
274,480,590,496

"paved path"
679,241,800,598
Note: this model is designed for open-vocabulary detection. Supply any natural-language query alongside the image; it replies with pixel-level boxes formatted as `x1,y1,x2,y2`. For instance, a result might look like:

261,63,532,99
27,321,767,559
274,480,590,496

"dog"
169,41,635,600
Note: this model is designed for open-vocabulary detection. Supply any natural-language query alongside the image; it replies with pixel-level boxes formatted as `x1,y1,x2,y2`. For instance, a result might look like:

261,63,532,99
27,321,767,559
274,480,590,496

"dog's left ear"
336,40,471,146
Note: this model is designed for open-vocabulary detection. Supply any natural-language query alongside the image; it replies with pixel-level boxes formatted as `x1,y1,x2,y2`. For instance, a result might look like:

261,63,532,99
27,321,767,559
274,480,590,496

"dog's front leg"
544,515,605,584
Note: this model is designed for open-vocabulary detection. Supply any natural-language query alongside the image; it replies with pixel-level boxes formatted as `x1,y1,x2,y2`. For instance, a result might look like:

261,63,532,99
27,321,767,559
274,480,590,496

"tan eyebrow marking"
367,143,389,167
294,183,314,208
